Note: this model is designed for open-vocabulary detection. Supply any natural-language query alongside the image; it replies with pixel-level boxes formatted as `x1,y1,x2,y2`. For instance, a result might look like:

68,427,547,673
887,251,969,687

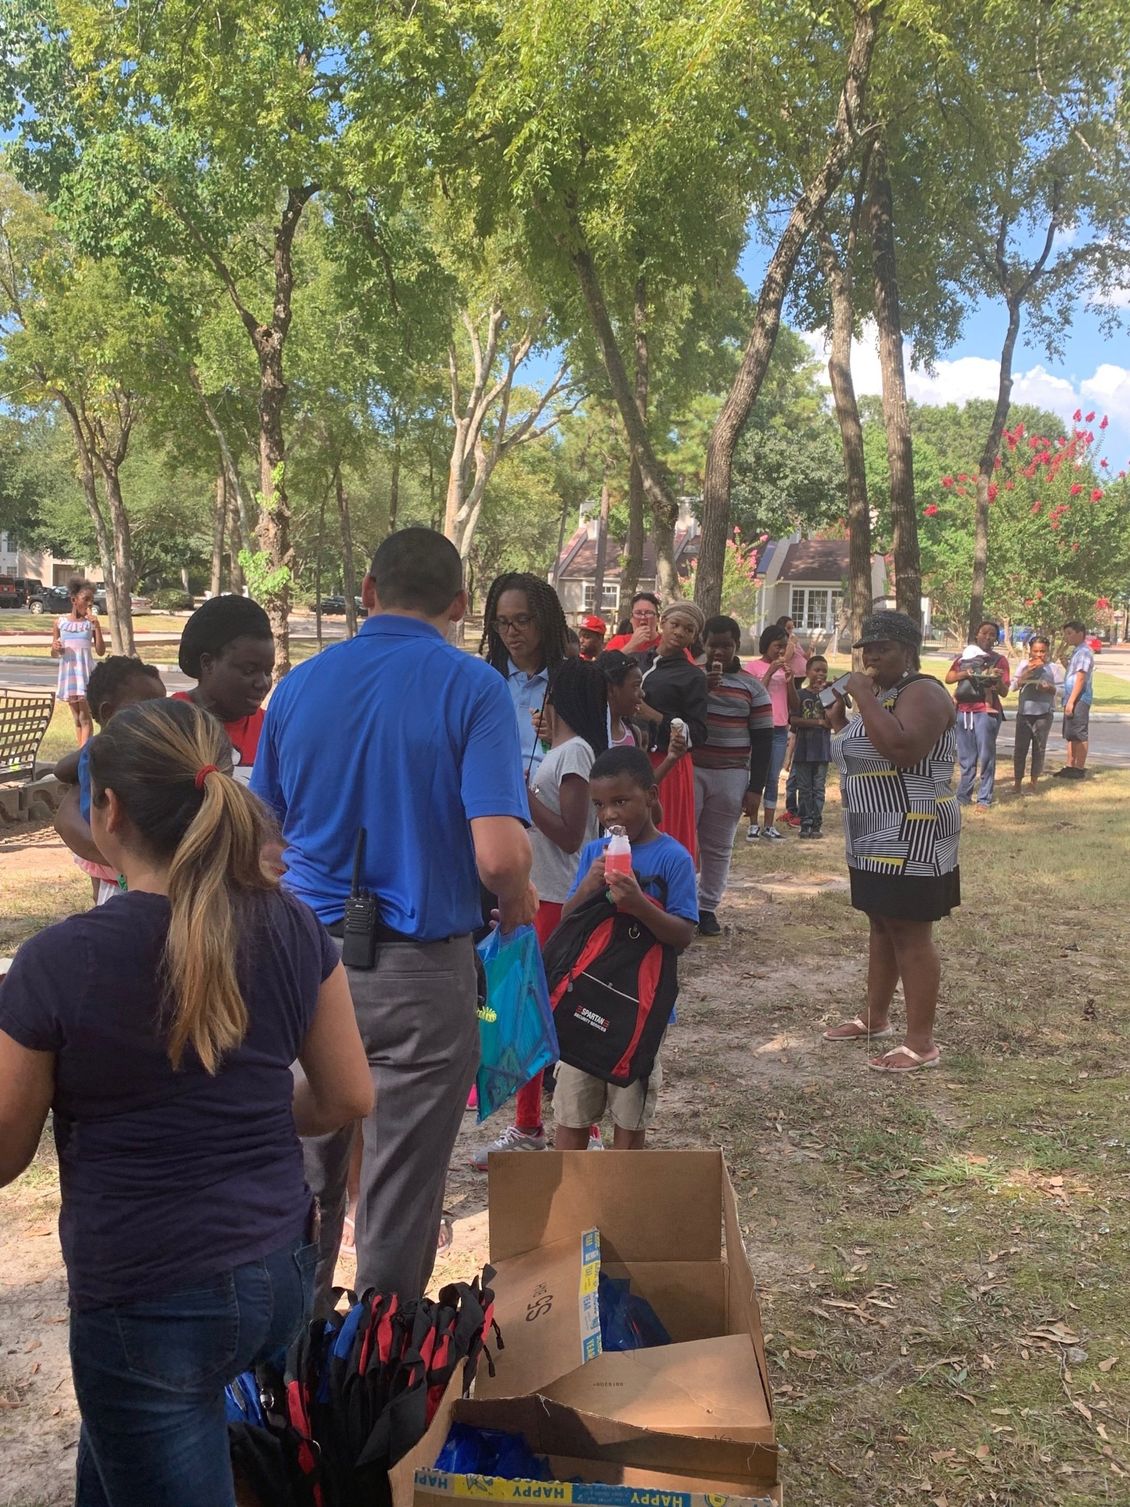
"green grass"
0,611,186,636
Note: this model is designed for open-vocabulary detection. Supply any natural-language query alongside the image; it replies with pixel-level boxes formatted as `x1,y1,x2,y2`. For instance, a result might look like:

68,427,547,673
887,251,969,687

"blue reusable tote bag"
475,924,558,1123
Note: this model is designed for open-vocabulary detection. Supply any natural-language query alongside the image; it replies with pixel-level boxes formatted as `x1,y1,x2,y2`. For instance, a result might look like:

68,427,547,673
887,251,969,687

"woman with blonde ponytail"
0,698,373,1507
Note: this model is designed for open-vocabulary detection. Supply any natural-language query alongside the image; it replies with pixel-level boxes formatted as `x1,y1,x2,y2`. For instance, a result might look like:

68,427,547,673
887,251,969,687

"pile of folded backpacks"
226,1269,500,1507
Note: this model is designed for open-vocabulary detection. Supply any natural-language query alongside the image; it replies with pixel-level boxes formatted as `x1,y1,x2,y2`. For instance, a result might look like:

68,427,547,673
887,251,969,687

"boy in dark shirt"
789,656,832,838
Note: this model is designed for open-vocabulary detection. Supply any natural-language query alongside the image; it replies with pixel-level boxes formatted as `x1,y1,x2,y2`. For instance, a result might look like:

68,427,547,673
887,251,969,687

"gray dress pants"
302,933,479,1313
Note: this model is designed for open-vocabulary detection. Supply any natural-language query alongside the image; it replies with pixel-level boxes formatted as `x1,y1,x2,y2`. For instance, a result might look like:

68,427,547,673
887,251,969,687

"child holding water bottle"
553,747,698,1150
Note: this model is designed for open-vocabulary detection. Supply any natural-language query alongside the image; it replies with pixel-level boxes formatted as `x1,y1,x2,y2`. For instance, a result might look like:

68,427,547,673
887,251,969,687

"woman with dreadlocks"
479,572,571,780
473,656,610,1166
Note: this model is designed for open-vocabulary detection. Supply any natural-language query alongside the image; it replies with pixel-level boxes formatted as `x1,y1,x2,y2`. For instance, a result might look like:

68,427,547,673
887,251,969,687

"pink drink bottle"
604,825,633,878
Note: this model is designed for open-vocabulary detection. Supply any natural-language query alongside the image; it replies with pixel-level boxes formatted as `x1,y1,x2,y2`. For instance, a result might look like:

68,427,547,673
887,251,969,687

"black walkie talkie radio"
341,828,378,970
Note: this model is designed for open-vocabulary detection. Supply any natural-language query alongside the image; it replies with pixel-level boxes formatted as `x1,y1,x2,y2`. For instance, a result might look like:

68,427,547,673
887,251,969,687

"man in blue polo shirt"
253,528,535,1307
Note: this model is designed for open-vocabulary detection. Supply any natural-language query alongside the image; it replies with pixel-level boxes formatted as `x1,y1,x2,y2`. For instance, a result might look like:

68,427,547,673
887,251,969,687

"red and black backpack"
541,877,679,1086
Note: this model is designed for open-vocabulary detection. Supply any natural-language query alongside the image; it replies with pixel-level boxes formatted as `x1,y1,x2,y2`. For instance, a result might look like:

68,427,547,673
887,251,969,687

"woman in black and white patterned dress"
823,612,959,1074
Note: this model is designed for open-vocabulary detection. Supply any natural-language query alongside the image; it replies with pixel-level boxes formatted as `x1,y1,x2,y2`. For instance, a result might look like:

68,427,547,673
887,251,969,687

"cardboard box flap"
451,1396,779,1492
538,1334,771,1442
489,1151,725,1265
720,1166,772,1420
478,1231,601,1401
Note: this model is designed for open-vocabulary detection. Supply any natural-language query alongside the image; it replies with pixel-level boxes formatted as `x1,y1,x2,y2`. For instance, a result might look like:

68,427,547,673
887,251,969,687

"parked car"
27,585,73,615
0,576,44,607
92,589,152,615
311,594,365,617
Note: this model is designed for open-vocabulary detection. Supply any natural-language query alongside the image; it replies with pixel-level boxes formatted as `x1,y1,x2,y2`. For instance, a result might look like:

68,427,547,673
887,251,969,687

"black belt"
326,921,467,947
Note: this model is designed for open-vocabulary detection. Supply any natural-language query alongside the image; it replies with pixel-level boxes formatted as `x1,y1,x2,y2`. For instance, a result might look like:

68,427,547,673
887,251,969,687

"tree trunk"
570,239,679,530
251,187,315,679
444,420,470,544
620,277,649,600
98,459,138,657
188,366,255,542
819,225,872,654
968,298,1022,636
551,495,570,587
255,335,292,677
868,147,919,622
388,412,402,534
56,396,132,654
334,461,359,639
314,477,328,653
695,0,880,616
227,487,245,594
592,457,611,616
210,472,226,599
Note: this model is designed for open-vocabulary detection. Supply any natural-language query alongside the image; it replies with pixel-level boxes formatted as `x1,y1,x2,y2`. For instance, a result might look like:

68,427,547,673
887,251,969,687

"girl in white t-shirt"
472,657,610,1165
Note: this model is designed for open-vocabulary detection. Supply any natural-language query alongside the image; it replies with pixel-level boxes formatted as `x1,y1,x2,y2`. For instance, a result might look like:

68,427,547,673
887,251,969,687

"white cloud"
1081,364,1130,431
800,321,1130,456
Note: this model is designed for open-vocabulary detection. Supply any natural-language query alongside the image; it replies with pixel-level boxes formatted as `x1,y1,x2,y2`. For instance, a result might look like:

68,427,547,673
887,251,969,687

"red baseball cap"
580,615,607,635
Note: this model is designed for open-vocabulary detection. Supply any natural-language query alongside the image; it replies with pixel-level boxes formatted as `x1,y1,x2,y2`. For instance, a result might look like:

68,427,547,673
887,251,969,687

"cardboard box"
396,1152,779,1507
481,1152,774,1448
409,1395,779,1507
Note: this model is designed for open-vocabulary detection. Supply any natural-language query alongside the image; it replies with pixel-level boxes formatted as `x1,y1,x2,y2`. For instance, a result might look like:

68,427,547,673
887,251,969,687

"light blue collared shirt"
507,659,550,779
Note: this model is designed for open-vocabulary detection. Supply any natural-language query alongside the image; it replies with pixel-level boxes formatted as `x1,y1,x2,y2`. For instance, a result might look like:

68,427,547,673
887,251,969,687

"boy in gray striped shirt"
691,615,774,936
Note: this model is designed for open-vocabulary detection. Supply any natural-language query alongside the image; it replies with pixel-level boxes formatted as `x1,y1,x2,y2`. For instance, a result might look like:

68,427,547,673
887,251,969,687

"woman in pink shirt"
745,625,798,839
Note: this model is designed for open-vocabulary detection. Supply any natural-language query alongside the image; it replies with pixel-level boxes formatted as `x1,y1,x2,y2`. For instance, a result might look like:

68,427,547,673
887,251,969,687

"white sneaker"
588,1129,605,1151
471,1124,546,1172
763,825,786,840
746,824,761,842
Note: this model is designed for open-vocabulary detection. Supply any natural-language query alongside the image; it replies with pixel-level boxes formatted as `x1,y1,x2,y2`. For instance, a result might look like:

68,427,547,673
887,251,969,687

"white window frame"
789,587,841,631
582,580,621,614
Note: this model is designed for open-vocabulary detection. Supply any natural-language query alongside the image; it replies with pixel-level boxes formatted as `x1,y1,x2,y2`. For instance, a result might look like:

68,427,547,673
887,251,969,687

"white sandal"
867,1044,941,1073
823,1015,895,1042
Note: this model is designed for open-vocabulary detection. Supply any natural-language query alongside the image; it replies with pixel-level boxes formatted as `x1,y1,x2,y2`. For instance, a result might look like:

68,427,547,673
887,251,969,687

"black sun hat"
178,595,272,679
852,610,923,651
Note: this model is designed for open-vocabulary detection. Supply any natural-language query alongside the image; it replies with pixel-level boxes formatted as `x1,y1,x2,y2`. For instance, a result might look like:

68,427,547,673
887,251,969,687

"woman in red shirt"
605,592,662,654
174,596,274,782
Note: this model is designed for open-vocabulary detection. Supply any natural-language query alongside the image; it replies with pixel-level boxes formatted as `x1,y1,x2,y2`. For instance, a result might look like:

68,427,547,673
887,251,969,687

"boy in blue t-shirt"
554,747,697,1150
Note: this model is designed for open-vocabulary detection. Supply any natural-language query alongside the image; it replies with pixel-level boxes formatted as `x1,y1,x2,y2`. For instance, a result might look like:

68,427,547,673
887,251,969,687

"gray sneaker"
746,823,761,842
471,1124,546,1172
763,825,786,840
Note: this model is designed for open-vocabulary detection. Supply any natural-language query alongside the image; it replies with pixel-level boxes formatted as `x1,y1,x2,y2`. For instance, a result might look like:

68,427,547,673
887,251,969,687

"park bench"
0,686,57,822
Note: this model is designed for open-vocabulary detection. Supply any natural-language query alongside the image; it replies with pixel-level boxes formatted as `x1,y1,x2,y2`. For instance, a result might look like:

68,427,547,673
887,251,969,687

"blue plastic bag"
435,1423,551,1480
598,1271,672,1351
475,924,558,1123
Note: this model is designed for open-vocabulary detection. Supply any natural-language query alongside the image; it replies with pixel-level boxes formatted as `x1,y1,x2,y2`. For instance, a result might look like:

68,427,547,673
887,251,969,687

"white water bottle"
604,825,632,879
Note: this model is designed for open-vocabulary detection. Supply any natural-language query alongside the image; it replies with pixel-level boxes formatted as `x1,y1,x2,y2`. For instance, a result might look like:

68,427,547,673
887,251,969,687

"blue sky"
737,234,1130,477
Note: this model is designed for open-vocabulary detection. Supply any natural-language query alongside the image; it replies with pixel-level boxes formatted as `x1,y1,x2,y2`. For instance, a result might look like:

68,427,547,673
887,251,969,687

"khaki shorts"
553,1054,663,1132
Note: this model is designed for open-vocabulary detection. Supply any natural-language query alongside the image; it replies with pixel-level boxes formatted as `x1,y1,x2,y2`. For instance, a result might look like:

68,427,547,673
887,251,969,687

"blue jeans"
71,1235,317,1507
956,711,1002,806
762,727,790,814
794,761,827,831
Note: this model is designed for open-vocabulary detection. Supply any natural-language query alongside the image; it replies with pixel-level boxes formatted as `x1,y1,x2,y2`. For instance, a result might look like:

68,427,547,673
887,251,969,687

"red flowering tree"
920,416,1130,634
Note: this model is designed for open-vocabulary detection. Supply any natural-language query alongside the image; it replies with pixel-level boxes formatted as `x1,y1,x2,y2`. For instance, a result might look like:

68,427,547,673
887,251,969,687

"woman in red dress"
634,602,708,861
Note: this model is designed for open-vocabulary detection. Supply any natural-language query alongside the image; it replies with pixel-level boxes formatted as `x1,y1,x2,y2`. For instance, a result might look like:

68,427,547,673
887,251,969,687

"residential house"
754,535,888,651
550,507,890,651
551,500,701,622
0,532,101,589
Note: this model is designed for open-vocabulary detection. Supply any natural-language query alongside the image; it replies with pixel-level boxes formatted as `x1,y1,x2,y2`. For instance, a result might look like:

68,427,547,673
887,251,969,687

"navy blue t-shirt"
0,888,338,1309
